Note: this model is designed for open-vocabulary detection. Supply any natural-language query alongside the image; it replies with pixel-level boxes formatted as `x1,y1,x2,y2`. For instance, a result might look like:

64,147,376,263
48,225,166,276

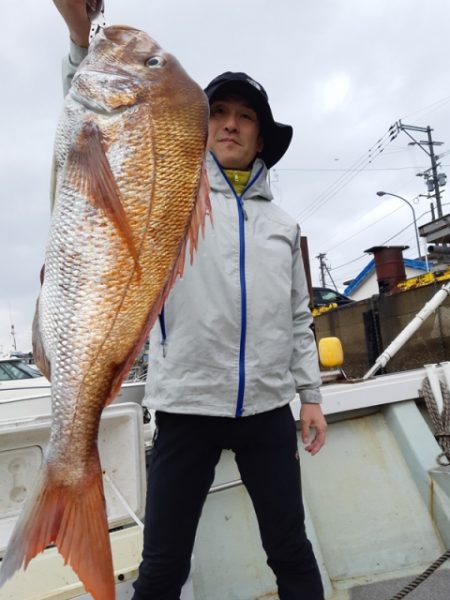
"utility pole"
426,126,446,218
397,121,445,217
316,253,338,290
316,253,327,287
324,263,338,291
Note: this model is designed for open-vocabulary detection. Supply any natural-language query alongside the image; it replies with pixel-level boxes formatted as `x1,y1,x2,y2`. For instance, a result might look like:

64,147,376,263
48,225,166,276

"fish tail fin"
0,450,114,600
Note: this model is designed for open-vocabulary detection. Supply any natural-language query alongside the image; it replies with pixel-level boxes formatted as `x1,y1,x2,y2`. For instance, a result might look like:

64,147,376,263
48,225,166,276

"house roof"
343,258,428,296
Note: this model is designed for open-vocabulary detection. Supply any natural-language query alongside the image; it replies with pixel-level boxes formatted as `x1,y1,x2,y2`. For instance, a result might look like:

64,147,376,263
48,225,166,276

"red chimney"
365,245,408,294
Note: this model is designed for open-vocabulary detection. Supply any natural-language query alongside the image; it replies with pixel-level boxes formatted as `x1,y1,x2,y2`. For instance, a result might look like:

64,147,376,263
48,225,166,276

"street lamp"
376,191,422,260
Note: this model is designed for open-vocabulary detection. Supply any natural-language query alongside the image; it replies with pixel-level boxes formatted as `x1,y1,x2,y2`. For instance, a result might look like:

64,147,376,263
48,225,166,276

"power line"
327,213,423,282
329,205,449,278
380,221,414,246
324,204,404,254
306,158,443,263
330,254,367,271
294,125,399,223
292,113,447,224
401,93,450,123
275,165,430,173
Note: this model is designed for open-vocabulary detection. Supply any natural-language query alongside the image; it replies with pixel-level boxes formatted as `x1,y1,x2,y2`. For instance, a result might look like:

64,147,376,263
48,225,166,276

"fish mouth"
73,68,134,86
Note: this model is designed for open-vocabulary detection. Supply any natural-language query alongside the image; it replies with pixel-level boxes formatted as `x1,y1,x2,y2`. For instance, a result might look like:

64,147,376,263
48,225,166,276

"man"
53,2,327,599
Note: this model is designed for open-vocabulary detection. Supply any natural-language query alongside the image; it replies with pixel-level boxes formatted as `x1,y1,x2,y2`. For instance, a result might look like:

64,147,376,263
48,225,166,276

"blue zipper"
210,152,264,417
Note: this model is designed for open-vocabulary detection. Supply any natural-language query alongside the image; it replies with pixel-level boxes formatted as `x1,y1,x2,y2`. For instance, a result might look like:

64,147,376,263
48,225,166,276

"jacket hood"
206,152,273,202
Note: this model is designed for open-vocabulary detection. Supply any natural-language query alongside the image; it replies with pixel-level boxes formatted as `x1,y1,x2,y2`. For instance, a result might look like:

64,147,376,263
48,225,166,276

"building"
343,257,428,301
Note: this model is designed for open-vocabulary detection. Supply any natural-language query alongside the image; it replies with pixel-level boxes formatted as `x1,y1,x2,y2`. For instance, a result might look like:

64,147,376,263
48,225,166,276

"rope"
388,549,450,599
421,377,450,466
103,471,145,530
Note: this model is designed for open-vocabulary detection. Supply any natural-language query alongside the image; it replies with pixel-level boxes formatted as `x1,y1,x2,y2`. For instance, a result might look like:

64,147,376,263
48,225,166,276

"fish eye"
146,55,165,68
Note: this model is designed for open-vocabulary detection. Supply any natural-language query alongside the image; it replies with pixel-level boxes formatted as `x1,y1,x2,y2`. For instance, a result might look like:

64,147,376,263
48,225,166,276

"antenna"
10,324,17,352
8,302,17,352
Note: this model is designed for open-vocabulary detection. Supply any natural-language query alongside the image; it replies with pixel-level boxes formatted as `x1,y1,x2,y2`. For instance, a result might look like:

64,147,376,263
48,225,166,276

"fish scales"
0,25,209,600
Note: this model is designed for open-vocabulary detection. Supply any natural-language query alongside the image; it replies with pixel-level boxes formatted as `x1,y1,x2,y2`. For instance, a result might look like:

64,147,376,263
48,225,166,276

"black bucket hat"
204,72,293,169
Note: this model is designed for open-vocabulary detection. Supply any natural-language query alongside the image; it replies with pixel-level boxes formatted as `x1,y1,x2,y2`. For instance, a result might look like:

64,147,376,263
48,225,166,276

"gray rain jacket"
145,153,322,417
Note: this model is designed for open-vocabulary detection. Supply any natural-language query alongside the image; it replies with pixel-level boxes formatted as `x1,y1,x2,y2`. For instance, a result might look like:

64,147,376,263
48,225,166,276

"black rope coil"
421,376,450,466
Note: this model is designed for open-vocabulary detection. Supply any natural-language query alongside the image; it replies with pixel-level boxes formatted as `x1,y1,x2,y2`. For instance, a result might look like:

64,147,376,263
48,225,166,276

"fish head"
70,25,208,121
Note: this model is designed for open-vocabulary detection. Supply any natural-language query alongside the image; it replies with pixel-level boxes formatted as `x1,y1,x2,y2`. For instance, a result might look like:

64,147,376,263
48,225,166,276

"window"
0,361,40,380
313,287,353,307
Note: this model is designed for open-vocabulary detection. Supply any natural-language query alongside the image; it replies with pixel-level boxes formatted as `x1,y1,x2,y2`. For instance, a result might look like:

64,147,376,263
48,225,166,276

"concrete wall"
314,284,450,378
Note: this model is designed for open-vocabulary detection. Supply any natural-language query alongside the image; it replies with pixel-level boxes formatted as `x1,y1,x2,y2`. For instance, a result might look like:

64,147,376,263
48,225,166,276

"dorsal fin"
186,162,212,266
69,121,140,272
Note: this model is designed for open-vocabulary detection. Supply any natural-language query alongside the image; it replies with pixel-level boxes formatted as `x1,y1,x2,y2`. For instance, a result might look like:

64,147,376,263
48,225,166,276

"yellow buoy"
318,337,344,368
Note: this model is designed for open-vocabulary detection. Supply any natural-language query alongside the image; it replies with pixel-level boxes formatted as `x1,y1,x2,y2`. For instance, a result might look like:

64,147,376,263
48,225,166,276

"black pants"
132,405,324,600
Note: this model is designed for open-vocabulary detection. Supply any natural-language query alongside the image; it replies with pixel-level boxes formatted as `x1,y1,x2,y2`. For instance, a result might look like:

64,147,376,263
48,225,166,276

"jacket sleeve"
62,40,88,95
290,225,323,404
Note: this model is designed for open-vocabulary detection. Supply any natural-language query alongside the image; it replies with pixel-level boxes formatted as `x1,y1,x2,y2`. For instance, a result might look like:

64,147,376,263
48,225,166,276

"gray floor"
351,570,450,600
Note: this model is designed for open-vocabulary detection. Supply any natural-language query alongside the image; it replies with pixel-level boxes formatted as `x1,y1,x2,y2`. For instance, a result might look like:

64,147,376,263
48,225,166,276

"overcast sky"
1,0,450,354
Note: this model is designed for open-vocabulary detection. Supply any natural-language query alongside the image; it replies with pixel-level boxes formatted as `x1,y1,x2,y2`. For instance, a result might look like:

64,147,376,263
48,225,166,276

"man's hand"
300,403,327,456
53,0,92,48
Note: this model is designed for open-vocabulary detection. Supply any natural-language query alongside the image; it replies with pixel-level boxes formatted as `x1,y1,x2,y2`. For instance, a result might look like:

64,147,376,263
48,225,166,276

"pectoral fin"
70,121,140,271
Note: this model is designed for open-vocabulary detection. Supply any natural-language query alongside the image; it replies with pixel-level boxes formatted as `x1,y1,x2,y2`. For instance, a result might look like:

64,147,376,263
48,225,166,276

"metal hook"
87,0,107,44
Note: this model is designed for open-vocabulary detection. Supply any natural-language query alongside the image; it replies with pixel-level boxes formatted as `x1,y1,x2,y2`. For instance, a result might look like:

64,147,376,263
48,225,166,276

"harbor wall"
314,284,450,378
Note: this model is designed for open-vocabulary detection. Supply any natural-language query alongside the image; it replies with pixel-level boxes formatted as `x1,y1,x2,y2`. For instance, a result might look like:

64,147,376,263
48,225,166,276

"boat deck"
191,391,450,600
351,569,450,599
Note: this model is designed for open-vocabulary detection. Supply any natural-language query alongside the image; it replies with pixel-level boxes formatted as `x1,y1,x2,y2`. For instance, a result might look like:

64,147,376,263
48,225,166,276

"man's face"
207,94,264,170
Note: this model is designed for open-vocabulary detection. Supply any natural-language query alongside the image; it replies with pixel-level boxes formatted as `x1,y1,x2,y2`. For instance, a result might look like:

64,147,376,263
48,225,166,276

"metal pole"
376,192,422,259
209,479,243,494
